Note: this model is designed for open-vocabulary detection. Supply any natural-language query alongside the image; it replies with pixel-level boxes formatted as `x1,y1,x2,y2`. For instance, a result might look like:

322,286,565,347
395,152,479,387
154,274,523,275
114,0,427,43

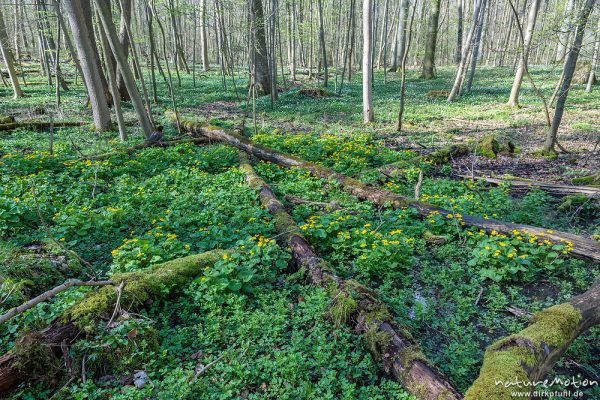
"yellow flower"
507,253,514,258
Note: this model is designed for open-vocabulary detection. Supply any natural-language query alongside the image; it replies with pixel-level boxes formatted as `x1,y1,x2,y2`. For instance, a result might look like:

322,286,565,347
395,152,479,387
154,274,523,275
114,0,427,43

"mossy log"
465,281,600,399
170,112,600,263
0,250,224,395
0,121,86,133
239,151,461,400
458,175,600,198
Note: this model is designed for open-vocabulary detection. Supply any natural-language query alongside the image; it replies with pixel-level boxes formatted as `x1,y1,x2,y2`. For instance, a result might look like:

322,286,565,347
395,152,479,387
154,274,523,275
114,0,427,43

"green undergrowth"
1,66,599,399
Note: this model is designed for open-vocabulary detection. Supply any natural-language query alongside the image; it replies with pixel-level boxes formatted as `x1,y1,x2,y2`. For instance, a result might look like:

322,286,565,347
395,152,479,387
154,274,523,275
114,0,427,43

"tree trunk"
555,0,576,62
200,0,209,71
63,0,112,130
169,112,600,262
317,0,327,87
94,0,155,140
508,0,542,106
455,0,464,64
363,0,374,123
116,0,132,101
239,152,462,400
421,0,441,79
250,0,272,94
586,17,600,93
544,0,597,152
465,0,488,92
0,8,23,98
447,0,486,102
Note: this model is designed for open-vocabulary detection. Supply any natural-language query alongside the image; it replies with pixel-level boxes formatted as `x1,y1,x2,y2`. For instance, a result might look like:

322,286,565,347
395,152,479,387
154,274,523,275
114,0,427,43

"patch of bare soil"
183,101,244,121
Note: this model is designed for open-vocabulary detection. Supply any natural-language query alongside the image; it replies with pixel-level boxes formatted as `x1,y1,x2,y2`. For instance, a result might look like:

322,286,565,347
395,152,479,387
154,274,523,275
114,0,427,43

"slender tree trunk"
586,18,600,93
555,0,576,62
545,0,597,152
447,0,486,102
465,0,488,92
317,0,328,87
363,0,374,123
200,0,210,71
421,0,442,79
455,0,464,64
94,0,155,139
0,8,23,98
116,0,132,101
508,0,542,106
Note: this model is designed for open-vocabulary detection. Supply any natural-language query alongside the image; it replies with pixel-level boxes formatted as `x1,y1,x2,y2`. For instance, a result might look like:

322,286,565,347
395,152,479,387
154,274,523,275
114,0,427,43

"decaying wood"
169,112,600,263
239,151,461,400
0,250,224,395
459,175,600,197
0,279,114,325
0,121,86,133
466,281,600,399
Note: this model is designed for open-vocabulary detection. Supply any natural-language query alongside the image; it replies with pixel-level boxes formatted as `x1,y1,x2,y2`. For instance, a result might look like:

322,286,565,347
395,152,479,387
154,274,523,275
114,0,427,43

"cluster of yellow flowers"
253,234,274,247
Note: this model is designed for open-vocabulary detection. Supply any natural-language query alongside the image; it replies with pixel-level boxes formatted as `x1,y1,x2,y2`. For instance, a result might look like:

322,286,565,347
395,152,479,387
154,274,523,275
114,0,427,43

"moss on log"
0,121,86,133
0,250,225,395
170,112,600,263
465,283,600,399
239,151,461,400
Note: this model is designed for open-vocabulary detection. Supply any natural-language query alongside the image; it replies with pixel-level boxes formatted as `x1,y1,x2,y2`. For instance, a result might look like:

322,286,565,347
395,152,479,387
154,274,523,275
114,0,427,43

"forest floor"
0,65,599,399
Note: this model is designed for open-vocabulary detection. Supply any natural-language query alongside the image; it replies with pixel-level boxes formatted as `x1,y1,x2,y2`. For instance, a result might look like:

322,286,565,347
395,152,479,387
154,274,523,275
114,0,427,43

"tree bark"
94,0,155,140
169,112,600,263
586,17,600,93
421,0,441,79
239,152,461,400
116,0,132,101
250,0,272,94
507,0,542,107
0,8,23,99
63,0,112,130
544,0,597,152
363,0,374,123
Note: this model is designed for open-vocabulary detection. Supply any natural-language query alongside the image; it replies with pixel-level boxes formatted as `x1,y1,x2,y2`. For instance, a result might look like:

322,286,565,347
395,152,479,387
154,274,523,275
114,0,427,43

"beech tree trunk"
421,0,441,79
586,17,600,93
116,0,132,101
63,0,112,130
507,0,542,107
363,0,374,123
0,8,23,99
544,0,597,152
94,0,155,140
250,0,272,94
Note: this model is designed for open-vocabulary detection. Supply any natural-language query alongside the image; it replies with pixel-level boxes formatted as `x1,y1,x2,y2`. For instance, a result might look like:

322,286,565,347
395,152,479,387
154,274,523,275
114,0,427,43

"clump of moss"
558,194,590,212
0,115,15,124
531,149,558,160
422,230,446,245
423,144,469,164
426,90,450,99
364,324,391,360
13,330,62,383
329,292,358,325
476,136,500,159
520,303,581,348
572,173,600,187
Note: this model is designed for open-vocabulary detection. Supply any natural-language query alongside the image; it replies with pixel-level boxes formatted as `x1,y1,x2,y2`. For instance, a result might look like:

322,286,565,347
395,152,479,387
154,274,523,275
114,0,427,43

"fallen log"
0,279,114,325
465,280,600,399
239,152,461,400
169,112,600,263
458,175,600,198
0,121,86,133
0,250,224,395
